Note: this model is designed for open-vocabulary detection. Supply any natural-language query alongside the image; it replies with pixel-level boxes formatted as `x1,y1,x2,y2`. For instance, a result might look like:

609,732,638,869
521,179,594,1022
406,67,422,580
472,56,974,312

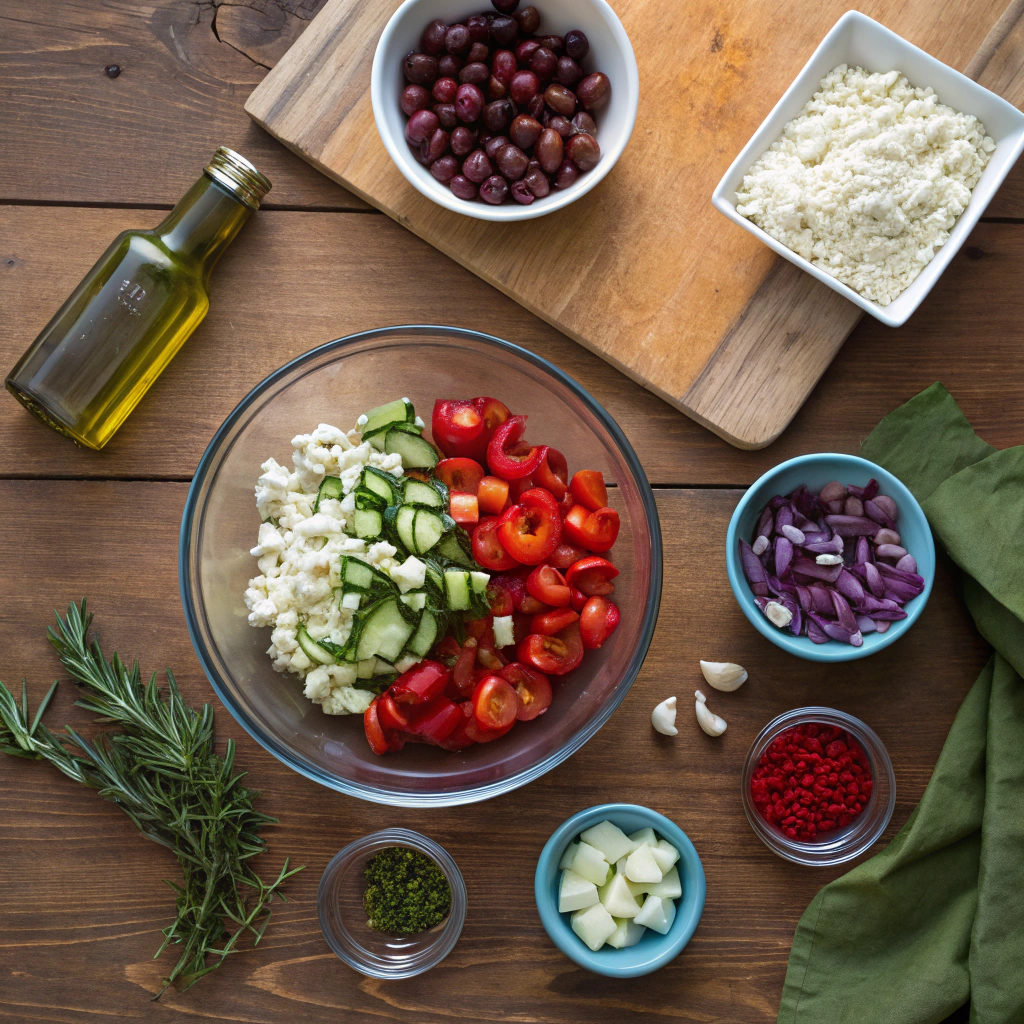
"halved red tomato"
472,516,520,570
549,542,588,570
449,492,479,525
562,504,620,553
529,607,579,635
472,675,520,731
487,416,548,481
464,715,515,743
476,644,507,671
580,596,621,650
535,448,569,501
478,475,510,515
432,399,486,458
498,489,562,565
565,555,619,596
487,583,514,617
518,622,584,676
473,396,512,433
449,638,478,698
569,586,588,612
501,662,553,721
526,564,570,607
435,457,485,493
569,470,608,511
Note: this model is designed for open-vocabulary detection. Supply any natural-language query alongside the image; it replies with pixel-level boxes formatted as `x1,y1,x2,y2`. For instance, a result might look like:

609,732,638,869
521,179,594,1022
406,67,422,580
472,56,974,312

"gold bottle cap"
204,147,272,210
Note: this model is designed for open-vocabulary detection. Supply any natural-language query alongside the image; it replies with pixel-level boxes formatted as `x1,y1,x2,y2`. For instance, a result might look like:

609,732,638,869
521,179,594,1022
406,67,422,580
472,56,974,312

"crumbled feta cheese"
493,615,515,649
390,555,427,593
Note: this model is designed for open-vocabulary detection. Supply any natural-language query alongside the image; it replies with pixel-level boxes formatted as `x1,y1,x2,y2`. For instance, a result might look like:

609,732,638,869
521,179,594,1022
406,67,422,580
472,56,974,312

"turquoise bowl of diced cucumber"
535,804,705,977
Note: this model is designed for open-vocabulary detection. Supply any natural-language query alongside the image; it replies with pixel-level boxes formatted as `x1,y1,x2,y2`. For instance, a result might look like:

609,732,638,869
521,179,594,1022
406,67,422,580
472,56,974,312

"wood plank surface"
0,480,992,1023
3,205,1023,484
245,0,1024,449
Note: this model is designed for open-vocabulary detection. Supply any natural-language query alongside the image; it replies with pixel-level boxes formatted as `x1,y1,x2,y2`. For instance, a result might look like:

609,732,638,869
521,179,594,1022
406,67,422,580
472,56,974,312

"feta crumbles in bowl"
179,326,661,807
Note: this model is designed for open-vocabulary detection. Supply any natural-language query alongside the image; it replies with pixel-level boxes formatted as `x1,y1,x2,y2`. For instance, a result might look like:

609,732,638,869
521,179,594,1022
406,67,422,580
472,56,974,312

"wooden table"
1,3,1021,1022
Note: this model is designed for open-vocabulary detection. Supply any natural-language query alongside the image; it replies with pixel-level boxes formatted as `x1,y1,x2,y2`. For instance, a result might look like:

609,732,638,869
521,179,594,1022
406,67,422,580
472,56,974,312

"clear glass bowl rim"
740,706,897,867
178,324,663,806
318,827,467,978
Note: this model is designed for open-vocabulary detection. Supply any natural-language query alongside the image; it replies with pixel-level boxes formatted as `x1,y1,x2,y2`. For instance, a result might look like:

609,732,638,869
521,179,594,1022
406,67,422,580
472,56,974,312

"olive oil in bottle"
5,148,271,450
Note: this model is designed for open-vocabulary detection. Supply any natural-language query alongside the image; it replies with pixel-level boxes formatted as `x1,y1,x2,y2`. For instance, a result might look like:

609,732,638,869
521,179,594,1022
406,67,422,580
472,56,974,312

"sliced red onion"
863,561,885,598
873,495,899,522
883,578,924,603
792,556,843,583
804,534,844,555
856,594,908,620
876,619,891,633
855,536,872,564
808,611,863,646
809,583,835,616
830,589,859,634
875,562,925,587
768,495,788,511
863,499,895,530
756,506,774,540
863,478,879,501
825,514,881,536
795,585,813,614
774,536,794,578
825,498,845,514
807,617,830,644
876,543,908,560
775,505,794,532
847,484,864,500
835,568,865,604
856,615,878,634
896,554,918,573
741,539,767,585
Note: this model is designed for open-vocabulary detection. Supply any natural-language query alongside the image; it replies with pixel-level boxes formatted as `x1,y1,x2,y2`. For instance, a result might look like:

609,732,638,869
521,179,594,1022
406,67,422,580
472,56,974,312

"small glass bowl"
741,708,896,867
318,828,467,978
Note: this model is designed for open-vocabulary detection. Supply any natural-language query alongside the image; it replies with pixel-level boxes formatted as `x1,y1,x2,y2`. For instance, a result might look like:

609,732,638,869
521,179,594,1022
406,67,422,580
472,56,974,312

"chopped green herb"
363,846,451,934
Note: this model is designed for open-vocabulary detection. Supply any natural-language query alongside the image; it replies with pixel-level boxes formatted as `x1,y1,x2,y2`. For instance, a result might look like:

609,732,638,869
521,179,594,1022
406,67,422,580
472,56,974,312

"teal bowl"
726,453,935,662
534,804,705,977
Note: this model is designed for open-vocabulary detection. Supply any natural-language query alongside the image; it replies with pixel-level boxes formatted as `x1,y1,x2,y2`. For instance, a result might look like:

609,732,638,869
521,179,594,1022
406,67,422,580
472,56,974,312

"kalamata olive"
467,14,490,43
484,135,510,160
523,161,551,197
544,83,576,116
510,179,535,204
491,0,519,12
488,76,507,100
544,114,573,138
438,55,463,79
566,132,600,171
431,154,459,184
451,126,476,155
492,49,517,83
496,143,529,179
401,84,430,116
479,174,509,204
516,39,540,64
419,128,450,165
468,41,489,63
405,108,439,145
530,47,557,81
459,62,489,85
526,93,545,119
555,157,578,189
450,174,478,200
432,77,458,103
534,127,563,173
539,35,563,54
462,149,493,183
555,56,583,87
571,111,597,136
576,72,610,110
509,69,539,105
509,113,543,149
564,29,589,61
420,19,448,55
514,5,540,33
455,82,485,123
445,24,471,54
483,98,513,132
434,103,457,129
489,14,518,46
404,53,439,86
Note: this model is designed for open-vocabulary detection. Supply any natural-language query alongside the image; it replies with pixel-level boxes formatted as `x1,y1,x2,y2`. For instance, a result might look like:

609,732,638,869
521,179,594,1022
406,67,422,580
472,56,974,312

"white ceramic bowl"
712,10,1024,327
371,0,639,221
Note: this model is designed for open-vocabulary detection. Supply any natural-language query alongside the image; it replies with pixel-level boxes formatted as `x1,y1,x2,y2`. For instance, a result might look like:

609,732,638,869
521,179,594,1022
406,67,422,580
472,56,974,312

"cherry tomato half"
580,596,621,650
534,448,569,501
565,555,619,596
487,583,515,617
435,457,485,494
472,516,521,571
530,607,579,635
478,475,510,515
518,622,584,676
490,572,528,611
569,470,608,511
464,714,515,744
473,396,512,433
487,416,548,481
449,491,479,525
569,586,588,612
449,638,478,698
526,564,571,607
562,504,620,553
549,542,588,570
498,489,562,565
472,675,520,731
477,644,507,671
432,399,486,459
500,662,553,721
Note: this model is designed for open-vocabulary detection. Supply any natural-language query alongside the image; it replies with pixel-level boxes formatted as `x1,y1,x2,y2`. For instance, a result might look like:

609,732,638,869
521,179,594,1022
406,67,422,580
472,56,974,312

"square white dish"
711,10,1024,327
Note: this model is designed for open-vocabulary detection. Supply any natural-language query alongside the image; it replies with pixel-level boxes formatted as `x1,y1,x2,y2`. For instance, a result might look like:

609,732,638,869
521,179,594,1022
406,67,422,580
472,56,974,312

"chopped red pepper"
406,697,464,743
486,416,548,481
389,660,450,705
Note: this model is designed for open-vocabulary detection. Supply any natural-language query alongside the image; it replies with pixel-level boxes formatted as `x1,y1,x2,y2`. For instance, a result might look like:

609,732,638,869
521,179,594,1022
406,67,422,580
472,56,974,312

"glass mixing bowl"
179,326,661,806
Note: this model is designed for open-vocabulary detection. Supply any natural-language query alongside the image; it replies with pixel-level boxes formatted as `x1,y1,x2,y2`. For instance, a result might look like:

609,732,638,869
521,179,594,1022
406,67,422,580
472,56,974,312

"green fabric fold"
778,384,1024,1024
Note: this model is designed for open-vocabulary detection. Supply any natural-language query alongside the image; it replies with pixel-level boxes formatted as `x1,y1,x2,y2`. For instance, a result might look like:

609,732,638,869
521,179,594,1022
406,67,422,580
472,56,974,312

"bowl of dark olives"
371,0,639,220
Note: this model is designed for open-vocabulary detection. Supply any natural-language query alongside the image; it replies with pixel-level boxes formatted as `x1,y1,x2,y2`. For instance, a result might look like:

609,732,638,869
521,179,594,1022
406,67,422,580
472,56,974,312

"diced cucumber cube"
356,658,377,679
628,827,658,848
469,571,490,594
571,904,617,952
572,842,610,887
404,479,443,508
361,398,413,436
597,872,642,919
384,430,438,470
644,866,682,900
444,570,472,611
624,844,663,884
353,508,383,539
633,894,676,935
492,614,514,649
341,592,362,611
580,820,635,864
606,918,646,949
558,869,599,913
650,839,681,873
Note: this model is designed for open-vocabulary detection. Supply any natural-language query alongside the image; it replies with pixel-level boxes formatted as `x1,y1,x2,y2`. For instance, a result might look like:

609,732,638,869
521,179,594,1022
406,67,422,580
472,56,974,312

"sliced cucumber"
400,591,427,612
340,556,374,592
394,505,418,552
314,475,344,513
424,560,445,593
353,508,383,539
404,478,443,508
435,531,475,567
470,571,490,594
361,466,399,504
362,398,414,436
367,420,423,451
405,609,438,658
384,430,439,470
297,624,336,665
412,509,444,555
355,598,417,663
444,570,472,611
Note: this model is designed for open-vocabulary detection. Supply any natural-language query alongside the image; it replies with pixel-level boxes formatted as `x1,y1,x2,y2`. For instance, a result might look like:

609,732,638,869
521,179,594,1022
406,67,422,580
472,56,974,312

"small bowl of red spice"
742,708,896,866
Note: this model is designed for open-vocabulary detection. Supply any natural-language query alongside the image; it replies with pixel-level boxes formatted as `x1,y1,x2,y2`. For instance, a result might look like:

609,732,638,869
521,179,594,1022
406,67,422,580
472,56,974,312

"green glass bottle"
5,148,270,450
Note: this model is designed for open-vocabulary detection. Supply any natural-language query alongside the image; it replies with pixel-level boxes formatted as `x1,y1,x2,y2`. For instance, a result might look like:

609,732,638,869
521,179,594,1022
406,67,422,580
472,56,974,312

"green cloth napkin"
777,384,1024,1024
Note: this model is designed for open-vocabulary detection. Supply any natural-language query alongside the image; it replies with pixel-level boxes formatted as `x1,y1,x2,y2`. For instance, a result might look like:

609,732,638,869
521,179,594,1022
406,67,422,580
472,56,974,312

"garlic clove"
765,601,793,628
694,690,727,736
699,660,748,692
651,696,678,736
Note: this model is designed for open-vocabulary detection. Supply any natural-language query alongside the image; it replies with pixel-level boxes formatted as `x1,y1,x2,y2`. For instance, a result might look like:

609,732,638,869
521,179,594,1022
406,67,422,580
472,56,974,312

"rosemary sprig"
0,600,303,998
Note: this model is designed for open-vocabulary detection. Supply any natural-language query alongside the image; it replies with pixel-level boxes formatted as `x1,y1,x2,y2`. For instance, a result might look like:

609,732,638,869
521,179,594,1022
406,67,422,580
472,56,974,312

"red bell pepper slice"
486,416,548,481
388,660,450,705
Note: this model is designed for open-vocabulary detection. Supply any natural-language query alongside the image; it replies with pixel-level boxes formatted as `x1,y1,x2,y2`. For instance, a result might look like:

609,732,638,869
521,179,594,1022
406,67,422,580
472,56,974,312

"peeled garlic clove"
699,660,748,692
694,690,727,736
765,601,793,628
651,696,678,736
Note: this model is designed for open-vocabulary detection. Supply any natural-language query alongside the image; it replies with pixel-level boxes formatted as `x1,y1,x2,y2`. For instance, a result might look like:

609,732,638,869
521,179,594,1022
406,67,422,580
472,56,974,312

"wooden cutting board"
245,0,1024,448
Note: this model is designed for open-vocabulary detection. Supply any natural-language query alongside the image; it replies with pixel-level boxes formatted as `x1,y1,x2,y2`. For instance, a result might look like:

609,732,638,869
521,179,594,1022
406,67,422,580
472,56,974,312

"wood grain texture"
245,0,1021,448
3,205,1023,485
0,480,992,1022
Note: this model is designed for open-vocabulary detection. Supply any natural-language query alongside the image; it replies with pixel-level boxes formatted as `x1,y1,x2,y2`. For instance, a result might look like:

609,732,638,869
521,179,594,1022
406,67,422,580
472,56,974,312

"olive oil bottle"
5,148,270,450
